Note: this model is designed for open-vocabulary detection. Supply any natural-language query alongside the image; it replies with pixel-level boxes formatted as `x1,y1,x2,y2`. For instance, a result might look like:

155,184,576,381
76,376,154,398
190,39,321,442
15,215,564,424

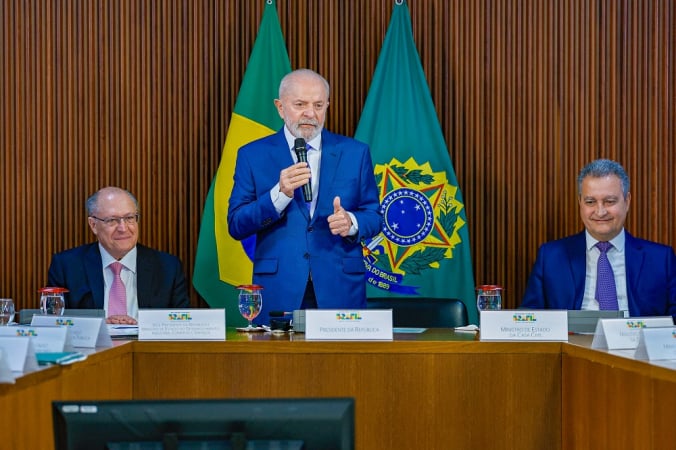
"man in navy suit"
48,187,189,324
521,159,676,320
228,69,382,324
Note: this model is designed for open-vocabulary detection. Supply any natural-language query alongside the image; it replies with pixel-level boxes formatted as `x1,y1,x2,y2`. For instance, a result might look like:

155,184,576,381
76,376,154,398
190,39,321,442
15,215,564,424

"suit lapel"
84,244,105,308
316,131,341,218
566,232,588,309
624,232,643,309
136,245,155,308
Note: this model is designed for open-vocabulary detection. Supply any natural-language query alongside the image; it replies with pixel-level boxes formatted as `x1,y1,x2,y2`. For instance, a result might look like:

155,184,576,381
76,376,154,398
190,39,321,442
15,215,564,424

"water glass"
39,287,68,315
476,285,502,312
0,298,15,325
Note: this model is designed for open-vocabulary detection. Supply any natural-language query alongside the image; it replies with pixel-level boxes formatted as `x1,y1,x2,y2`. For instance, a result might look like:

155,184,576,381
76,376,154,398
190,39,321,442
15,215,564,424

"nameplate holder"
634,327,676,360
591,316,674,350
31,315,112,348
0,336,39,373
138,309,226,341
479,310,568,341
0,326,72,352
305,310,393,340
0,347,14,383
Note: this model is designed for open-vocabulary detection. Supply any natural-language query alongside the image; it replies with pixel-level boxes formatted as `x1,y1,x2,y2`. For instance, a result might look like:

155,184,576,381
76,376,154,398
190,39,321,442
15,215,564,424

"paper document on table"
107,325,139,338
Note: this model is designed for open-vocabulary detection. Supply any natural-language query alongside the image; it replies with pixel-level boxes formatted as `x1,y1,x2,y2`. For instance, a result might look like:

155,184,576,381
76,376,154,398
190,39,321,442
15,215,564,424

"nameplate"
138,309,226,341
479,310,568,341
591,317,674,350
634,327,676,360
0,336,39,373
31,315,112,348
0,326,72,352
0,347,14,383
305,310,393,340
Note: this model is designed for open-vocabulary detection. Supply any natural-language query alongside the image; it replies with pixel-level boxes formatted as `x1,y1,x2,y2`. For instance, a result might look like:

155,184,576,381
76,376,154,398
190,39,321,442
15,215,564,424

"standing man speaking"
228,69,382,324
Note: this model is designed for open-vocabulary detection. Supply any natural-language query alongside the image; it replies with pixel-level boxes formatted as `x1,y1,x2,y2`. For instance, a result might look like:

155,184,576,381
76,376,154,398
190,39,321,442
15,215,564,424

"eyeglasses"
90,213,140,227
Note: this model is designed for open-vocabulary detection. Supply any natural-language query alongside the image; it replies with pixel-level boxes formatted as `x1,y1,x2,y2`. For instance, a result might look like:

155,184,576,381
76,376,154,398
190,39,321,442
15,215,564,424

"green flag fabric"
193,1,291,325
355,1,477,324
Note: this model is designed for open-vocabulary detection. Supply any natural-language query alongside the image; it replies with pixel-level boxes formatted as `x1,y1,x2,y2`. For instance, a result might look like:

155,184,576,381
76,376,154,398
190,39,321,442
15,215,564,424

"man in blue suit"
48,187,189,324
521,159,676,320
228,69,382,324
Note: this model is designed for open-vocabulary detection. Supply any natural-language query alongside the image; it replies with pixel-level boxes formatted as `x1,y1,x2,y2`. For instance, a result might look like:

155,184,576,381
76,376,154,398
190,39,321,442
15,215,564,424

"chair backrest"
366,297,469,328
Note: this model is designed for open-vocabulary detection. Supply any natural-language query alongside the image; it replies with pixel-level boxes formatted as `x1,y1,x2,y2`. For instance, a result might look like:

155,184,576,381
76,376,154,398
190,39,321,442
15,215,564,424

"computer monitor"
53,397,355,450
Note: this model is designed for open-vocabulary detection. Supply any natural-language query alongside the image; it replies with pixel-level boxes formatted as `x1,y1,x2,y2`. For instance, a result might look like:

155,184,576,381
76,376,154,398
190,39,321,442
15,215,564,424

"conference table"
1,329,674,450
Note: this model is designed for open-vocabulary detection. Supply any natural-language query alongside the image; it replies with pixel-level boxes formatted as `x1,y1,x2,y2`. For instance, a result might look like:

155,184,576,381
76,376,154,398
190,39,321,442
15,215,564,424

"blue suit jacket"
228,129,382,323
521,231,676,320
47,243,190,310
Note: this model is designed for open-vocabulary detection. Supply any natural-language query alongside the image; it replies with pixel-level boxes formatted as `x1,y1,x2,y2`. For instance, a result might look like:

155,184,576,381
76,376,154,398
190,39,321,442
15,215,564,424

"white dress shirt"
100,245,139,318
581,229,629,315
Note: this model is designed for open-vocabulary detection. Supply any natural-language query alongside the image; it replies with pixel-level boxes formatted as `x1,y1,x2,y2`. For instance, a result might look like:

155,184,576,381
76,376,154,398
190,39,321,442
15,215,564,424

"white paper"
0,336,39,373
138,309,226,341
634,326,676,360
0,347,15,383
0,326,71,352
305,309,393,340
591,317,674,350
479,310,568,341
30,315,112,348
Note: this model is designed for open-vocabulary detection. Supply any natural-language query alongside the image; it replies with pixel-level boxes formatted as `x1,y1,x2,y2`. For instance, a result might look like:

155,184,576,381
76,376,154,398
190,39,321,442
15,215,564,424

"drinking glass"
476,285,502,312
39,287,69,315
0,298,15,325
237,285,263,331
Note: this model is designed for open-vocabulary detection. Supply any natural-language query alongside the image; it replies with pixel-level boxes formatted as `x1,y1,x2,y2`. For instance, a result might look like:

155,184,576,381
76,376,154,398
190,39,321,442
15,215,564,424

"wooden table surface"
2,329,673,450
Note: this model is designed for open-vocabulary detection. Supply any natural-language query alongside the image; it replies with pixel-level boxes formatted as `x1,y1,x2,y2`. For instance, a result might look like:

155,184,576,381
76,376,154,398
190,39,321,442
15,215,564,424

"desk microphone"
294,138,312,202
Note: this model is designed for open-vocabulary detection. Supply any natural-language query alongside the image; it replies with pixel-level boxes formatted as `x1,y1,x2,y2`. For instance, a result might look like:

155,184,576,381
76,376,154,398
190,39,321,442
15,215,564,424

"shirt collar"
99,244,138,273
283,126,322,151
585,228,625,252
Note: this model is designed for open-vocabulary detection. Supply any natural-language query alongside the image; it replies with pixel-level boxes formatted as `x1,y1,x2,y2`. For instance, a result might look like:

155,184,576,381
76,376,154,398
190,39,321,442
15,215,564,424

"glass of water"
476,285,503,312
39,287,69,315
0,298,15,325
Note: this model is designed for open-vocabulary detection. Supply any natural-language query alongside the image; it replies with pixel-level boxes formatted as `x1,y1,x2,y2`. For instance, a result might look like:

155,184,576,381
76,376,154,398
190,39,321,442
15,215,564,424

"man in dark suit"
48,187,189,324
228,69,382,324
521,159,676,320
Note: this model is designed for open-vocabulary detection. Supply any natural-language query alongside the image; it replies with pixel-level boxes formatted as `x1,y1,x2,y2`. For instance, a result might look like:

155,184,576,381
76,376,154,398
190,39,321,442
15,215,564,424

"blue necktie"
595,241,618,310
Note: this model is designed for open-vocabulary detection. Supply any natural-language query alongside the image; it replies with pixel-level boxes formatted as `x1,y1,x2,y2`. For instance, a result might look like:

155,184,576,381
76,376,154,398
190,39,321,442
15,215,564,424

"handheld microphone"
294,137,313,202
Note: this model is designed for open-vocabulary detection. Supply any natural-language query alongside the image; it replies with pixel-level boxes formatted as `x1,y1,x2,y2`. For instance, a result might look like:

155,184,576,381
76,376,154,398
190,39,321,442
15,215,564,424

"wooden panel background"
1,0,674,311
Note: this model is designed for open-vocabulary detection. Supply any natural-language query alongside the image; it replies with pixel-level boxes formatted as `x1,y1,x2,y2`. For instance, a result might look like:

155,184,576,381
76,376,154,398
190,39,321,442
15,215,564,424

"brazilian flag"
356,1,477,324
193,0,291,325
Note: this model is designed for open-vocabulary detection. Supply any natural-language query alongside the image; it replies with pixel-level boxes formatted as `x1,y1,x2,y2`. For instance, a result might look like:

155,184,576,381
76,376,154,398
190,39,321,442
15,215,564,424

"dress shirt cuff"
346,211,358,237
270,182,293,214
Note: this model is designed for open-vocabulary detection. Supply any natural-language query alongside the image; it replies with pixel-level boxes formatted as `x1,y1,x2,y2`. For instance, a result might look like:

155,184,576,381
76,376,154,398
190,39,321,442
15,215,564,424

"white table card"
591,317,674,350
479,310,568,341
304,309,393,340
0,336,39,373
0,347,14,383
0,326,72,352
138,309,226,341
30,316,112,348
634,327,676,360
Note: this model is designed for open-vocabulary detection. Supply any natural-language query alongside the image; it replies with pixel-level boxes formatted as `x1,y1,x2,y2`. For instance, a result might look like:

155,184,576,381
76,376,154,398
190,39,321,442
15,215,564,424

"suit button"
303,253,310,259
307,226,313,232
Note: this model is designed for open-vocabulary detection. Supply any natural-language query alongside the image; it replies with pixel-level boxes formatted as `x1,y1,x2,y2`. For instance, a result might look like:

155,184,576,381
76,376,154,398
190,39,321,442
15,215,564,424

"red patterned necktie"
108,262,128,316
595,241,618,310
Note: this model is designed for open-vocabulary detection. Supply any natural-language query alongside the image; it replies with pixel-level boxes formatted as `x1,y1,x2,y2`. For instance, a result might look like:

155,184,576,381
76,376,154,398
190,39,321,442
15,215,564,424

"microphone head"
294,138,306,152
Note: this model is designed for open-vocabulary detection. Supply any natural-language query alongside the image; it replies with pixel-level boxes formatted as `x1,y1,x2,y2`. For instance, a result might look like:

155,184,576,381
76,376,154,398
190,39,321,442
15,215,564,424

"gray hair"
278,69,330,99
577,159,630,198
86,187,138,215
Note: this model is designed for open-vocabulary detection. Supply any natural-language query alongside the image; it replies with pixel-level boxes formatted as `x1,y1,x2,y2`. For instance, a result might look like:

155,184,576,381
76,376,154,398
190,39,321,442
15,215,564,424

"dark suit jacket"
521,231,676,320
228,128,382,323
47,243,190,310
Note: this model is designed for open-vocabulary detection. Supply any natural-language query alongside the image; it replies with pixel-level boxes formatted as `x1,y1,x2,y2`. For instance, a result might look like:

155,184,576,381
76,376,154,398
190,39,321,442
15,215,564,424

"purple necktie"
595,242,618,310
108,262,128,316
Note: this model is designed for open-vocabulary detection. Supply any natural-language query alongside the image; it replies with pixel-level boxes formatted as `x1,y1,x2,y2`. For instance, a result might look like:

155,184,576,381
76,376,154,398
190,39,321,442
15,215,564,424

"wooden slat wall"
1,0,674,311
